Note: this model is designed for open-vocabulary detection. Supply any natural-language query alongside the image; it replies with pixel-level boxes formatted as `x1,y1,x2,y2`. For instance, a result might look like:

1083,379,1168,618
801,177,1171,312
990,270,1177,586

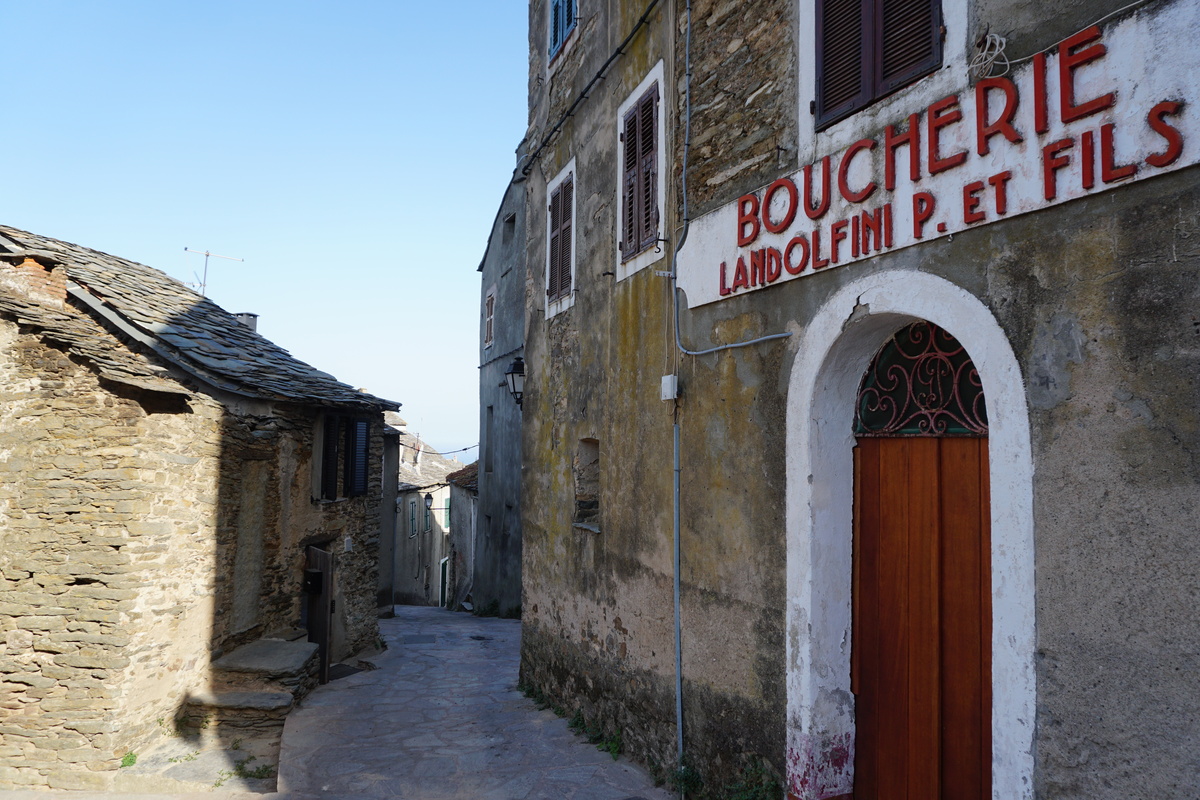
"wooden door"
852,436,991,800
305,545,334,684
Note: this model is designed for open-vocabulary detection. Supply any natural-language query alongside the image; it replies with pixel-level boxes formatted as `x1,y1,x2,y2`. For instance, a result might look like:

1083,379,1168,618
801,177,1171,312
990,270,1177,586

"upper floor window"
815,0,942,129
317,414,369,500
546,161,576,316
620,84,659,262
549,0,577,59
483,288,496,348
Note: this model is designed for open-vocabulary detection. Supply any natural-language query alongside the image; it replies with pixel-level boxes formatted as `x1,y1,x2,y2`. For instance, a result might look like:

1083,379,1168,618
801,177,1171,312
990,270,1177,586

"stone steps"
179,637,318,737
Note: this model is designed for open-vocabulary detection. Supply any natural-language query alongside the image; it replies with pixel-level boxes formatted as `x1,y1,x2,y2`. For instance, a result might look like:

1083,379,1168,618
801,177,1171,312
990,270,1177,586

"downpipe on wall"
665,0,793,785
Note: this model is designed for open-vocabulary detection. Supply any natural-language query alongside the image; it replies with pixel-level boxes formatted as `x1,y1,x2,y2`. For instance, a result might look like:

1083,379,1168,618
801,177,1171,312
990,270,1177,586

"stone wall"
0,313,218,790
0,307,384,790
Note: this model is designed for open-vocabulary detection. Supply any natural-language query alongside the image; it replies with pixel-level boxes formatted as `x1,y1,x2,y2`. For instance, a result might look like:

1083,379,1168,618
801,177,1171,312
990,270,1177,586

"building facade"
0,226,397,791
476,161,528,618
388,416,462,608
518,0,1199,798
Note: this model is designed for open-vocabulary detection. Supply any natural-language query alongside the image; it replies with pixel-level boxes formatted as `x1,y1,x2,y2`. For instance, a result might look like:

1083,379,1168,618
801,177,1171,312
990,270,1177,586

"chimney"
235,312,258,331
0,255,67,308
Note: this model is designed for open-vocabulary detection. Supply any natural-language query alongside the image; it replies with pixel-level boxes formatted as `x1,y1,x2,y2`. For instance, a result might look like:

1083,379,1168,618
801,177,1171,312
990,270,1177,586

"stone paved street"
5,606,674,800
277,606,674,800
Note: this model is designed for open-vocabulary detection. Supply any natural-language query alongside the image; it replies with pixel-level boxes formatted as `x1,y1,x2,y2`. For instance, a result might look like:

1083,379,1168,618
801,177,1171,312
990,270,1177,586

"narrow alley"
277,606,672,800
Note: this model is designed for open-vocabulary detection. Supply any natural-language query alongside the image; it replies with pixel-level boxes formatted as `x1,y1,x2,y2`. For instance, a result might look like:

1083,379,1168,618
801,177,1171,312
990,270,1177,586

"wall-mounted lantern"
424,492,434,510
505,357,525,407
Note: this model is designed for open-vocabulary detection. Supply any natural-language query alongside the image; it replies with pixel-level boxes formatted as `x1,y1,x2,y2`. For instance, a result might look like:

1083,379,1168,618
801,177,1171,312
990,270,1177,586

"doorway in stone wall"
851,321,991,800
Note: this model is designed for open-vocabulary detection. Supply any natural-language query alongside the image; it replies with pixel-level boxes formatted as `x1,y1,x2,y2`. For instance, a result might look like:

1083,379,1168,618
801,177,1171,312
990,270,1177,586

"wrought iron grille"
854,321,988,436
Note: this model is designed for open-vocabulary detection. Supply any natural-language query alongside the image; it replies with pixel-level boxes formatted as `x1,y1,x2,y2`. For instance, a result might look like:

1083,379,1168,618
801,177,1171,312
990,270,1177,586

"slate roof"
447,462,479,493
0,289,185,395
396,434,461,490
0,225,397,411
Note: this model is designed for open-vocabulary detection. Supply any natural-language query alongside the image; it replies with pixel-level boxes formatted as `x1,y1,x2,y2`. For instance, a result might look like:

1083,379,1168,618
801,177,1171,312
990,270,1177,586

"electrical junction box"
661,374,679,401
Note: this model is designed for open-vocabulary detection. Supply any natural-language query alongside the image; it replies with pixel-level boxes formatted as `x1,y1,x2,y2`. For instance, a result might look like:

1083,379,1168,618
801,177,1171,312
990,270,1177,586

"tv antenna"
184,247,244,295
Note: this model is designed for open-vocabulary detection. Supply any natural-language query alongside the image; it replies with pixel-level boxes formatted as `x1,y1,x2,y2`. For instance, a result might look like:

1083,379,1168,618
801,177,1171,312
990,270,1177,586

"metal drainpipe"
673,422,683,770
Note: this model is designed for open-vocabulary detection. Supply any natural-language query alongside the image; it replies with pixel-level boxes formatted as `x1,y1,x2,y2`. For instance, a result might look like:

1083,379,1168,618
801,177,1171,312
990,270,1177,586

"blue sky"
2,1,529,455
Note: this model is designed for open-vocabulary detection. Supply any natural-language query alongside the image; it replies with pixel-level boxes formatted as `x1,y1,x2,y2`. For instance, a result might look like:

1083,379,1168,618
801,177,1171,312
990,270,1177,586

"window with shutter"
547,174,574,303
317,414,370,500
815,0,941,129
345,418,369,497
320,415,341,500
484,289,495,348
549,0,577,59
620,83,659,261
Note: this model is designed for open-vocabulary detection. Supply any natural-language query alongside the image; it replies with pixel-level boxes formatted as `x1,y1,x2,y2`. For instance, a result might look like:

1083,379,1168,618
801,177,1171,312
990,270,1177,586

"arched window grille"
855,321,988,436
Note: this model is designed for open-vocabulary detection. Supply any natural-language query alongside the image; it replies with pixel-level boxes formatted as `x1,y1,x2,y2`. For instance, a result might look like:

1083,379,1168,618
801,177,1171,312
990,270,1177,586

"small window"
815,0,942,129
620,84,660,261
484,406,495,473
317,414,369,500
410,500,418,535
549,0,577,59
573,438,600,530
548,175,574,303
425,499,432,531
484,289,496,348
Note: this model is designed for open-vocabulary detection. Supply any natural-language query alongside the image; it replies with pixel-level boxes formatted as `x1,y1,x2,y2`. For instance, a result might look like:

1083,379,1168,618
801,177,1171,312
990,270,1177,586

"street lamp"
505,357,525,407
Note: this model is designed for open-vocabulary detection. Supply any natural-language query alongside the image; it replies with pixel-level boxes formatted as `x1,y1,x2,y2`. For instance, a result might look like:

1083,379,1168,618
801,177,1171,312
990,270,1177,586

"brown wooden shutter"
816,0,871,127
558,177,573,297
816,0,942,129
548,178,572,301
877,0,942,94
548,184,562,298
621,109,639,259
638,88,658,252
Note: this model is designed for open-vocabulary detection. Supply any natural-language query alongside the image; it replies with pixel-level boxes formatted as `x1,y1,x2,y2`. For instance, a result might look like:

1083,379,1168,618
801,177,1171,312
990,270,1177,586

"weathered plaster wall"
522,0,1199,796
987,169,1200,799
477,172,527,616
524,0,794,785
394,485,452,607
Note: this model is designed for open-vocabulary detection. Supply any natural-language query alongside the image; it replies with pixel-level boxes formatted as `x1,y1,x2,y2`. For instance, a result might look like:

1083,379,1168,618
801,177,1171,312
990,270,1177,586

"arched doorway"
851,321,990,799
783,270,1034,800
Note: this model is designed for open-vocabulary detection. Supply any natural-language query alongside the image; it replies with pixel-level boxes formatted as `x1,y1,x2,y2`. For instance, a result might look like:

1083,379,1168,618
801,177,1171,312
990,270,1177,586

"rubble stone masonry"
0,311,382,790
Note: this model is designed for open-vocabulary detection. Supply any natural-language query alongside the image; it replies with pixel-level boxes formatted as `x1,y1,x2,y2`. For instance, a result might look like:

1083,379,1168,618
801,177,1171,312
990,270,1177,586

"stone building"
387,415,462,608
517,0,1199,798
0,225,397,791
475,154,528,618
445,461,480,610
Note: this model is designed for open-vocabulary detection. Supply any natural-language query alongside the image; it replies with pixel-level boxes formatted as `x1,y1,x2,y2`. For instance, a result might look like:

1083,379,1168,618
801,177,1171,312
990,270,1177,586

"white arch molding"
783,270,1035,800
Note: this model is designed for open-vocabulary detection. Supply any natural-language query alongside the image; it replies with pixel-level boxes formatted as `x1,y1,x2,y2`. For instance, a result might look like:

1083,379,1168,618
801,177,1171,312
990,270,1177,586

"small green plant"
167,750,200,764
214,756,275,787
597,729,623,760
568,710,586,733
235,756,275,779
669,762,703,797
231,738,243,751
119,752,137,768
725,759,781,800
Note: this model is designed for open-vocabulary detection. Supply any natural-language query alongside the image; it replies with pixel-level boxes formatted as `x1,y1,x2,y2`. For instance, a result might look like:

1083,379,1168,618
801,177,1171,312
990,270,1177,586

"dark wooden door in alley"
851,321,991,800
305,545,334,684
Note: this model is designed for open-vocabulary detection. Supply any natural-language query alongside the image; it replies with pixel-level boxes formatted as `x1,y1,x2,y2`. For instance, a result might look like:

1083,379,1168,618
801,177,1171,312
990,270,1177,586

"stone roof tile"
0,224,398,411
